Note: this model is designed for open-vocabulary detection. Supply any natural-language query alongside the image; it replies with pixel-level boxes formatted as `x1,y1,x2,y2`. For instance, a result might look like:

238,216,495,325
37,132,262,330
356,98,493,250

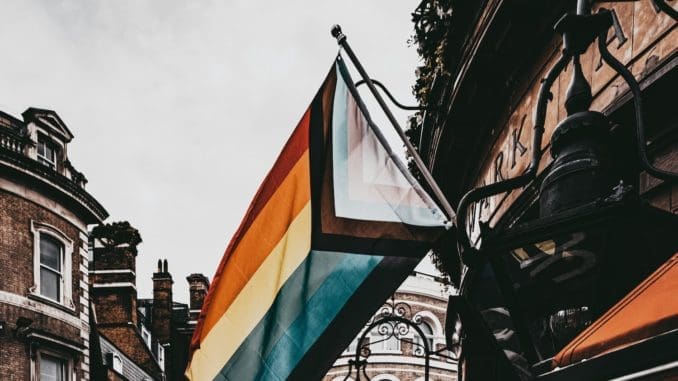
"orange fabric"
554,253,678,367
198,151,311,340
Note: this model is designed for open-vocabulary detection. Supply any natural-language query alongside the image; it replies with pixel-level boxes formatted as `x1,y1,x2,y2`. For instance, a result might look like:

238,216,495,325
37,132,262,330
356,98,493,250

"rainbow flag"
186,56,450,381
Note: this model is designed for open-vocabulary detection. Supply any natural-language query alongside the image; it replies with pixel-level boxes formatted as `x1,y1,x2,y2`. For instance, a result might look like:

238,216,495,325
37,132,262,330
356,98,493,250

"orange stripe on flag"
198,150,311,341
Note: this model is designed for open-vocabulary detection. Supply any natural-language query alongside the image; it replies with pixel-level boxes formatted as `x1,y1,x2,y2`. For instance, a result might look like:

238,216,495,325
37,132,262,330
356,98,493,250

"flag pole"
331,24,456,221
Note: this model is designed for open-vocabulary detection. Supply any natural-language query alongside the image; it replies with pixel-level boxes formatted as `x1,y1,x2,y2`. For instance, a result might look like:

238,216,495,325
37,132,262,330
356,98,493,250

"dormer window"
37,137,57,169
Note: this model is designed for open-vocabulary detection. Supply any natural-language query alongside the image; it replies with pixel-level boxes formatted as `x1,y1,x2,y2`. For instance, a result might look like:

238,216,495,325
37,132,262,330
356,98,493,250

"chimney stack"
152,258,173,345
89,222,142,326
186,273,210,321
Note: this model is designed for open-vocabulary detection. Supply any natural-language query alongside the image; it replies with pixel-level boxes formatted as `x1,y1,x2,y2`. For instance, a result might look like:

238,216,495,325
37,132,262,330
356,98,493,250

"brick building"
324,258,458,381
88,223,165,380
0,107,208,381
89,222,210,381
0,108,108,381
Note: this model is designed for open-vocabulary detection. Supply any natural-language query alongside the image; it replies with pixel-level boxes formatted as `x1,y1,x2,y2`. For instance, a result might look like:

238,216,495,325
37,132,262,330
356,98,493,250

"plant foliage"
408,0,459,284
91,221,142,251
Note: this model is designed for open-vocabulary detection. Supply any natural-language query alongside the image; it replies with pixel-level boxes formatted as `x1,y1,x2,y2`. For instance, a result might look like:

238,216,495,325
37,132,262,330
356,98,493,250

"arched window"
414,321,435,355
411,310,444,356
420,321,435,350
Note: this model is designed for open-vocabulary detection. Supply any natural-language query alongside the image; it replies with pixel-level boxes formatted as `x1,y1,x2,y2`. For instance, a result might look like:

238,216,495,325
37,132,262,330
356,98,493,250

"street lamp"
451,1,678,379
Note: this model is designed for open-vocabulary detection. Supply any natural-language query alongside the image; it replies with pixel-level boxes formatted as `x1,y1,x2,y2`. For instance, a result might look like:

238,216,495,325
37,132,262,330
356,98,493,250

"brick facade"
0,108,107,381
91,245,140,327
89,236,164,380
89,245,208,380
186,273,209,321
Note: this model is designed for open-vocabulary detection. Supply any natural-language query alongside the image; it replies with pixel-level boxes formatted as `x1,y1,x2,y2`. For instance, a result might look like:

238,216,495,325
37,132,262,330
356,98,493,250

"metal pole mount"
330,24,456,223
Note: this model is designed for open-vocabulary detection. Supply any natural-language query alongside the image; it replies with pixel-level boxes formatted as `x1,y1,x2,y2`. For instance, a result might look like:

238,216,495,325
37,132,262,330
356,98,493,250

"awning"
553,253,678,367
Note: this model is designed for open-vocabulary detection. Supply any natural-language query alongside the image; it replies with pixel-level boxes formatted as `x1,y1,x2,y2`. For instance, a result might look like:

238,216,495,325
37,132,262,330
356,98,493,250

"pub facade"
409,0,677,379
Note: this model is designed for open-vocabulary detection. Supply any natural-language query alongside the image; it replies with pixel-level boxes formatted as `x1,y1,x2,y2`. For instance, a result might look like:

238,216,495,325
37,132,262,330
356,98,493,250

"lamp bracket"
454,3,676,270
651,0,678,21
554,12,613,56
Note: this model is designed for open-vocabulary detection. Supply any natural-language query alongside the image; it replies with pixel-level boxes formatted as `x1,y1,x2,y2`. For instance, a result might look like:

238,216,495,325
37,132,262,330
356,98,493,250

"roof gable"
22,107,74,142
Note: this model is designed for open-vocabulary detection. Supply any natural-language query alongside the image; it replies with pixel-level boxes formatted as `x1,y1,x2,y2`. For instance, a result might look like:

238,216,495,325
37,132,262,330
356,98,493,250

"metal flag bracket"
354,79,440,112
330,24,456,223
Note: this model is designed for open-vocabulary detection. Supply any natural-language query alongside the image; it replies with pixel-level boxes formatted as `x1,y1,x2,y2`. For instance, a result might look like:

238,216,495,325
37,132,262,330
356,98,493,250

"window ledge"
27,292,77,315
371,350,403,355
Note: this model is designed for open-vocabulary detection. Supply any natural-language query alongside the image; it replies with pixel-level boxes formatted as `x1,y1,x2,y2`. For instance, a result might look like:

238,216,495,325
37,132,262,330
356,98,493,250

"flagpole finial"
331,24,346,44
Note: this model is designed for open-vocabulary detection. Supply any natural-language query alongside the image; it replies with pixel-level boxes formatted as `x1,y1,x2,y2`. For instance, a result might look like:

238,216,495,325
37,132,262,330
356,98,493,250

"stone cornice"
0,146,108,223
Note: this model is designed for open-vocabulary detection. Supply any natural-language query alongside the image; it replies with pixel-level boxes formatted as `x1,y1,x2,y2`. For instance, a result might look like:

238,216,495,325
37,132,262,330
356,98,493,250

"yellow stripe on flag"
187,203,312,380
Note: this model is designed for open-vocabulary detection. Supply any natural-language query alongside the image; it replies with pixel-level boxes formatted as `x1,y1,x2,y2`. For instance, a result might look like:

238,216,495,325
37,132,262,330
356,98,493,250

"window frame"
369,329,402,354
412,311,444,357
34,349,73,381
141,325,152,348
36,135,58,169
111,352,123,374
157,344,166,371
31,221,74,310
414,320,435,355
39,234,64,302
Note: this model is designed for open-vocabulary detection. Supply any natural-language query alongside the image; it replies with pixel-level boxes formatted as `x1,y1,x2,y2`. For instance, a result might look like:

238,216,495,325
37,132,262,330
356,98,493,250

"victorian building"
0,107,208,381
0,108,108,380
324,258,458,381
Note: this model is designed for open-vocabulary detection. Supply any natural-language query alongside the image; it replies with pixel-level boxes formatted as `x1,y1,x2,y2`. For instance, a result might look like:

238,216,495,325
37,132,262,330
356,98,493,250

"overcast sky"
0,1,425,303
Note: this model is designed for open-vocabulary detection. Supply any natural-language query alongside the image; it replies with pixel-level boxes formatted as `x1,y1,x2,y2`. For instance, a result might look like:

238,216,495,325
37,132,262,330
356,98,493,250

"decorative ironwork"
651,0,678,21
354,79,438,112
341,296,457,381
455,1,678,268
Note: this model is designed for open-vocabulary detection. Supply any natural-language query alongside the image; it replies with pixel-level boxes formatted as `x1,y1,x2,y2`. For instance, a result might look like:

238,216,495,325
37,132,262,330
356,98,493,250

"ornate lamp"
451,1,678,379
